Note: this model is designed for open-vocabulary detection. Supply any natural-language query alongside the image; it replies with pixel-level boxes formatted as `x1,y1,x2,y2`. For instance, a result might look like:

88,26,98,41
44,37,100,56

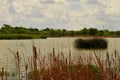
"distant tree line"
0,24,120,37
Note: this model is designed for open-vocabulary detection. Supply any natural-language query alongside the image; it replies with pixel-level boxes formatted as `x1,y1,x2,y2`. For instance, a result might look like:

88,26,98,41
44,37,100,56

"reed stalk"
25,64,28,80
33,46,38,80
1,67,4,80
17,51,21,80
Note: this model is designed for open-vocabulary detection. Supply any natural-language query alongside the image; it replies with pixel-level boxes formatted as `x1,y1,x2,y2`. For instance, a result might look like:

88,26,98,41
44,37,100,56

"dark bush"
74,38,108,49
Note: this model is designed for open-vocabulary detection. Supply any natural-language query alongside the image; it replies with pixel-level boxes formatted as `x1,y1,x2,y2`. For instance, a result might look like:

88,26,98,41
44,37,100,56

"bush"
74,38,108,49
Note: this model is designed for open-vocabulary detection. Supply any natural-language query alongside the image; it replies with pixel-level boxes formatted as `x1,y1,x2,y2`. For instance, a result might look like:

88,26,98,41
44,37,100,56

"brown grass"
26,47,120,80
2,46,120,80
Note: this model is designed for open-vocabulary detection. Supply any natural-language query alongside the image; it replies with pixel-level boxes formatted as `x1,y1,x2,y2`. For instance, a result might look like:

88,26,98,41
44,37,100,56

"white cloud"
0,0,119,30
40,0,66,4
105,1,120,15
0,0,8,14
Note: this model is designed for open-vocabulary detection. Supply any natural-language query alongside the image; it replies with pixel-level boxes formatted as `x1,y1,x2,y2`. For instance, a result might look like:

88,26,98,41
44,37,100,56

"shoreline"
48,35,120,38
0,34,120,40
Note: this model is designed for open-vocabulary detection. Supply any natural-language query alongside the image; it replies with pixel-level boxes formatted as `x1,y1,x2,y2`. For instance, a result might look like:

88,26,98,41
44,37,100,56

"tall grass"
26,47,120,80
1,46,120,80
1,67,4,80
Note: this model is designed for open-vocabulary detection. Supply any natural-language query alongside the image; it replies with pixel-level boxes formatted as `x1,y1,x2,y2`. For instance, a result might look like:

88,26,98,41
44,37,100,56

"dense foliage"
0,24,120,39
74,38,108,49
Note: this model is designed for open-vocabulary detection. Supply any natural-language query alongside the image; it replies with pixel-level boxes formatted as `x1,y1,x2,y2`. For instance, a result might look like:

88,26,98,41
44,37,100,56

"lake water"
0,37,120,79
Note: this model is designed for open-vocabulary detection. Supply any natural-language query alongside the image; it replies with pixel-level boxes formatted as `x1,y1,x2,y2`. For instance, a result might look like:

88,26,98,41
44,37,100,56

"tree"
69,30,75,36
57,29,62,37
0,24,15,33
80,28,88,35
98,30,104,36
115,31,120,36
88,28,98,35
43,28,50,31
103,30,110,36
61,29,67,36
49,29,55,36
28,28,39,34
15,26,29,34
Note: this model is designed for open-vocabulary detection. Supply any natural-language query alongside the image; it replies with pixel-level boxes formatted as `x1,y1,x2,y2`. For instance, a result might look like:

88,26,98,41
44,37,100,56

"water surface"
0,37,120,79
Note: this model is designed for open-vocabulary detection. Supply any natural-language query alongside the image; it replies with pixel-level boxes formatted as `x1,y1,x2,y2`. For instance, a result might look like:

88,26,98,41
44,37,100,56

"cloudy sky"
0,0,120,30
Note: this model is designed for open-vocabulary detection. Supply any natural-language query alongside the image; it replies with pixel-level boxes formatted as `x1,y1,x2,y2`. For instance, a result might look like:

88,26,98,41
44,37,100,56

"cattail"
17,51,21,80
25,64,28,80
33,46,37,60
1,67,4,80
53,48,55,57
33,46,38,80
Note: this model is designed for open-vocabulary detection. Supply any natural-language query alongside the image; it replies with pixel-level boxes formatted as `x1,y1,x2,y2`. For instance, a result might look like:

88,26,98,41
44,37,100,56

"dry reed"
6,46,120,80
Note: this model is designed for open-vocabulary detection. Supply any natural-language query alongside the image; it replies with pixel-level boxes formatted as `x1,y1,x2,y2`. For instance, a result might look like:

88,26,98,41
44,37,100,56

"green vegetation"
74,38,108,49
0,34,33,39
0,24,120,39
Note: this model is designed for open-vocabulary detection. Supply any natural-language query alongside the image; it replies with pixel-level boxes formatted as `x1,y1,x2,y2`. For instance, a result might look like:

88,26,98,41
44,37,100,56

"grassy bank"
0,34,47,39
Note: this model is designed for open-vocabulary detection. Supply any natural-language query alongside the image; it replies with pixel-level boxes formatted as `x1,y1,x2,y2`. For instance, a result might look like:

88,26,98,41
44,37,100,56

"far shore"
0,34,120,40
48,35,120,38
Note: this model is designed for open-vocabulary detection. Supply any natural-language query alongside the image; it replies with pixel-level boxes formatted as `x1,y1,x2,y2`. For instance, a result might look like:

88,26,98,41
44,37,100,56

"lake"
0,37,120,79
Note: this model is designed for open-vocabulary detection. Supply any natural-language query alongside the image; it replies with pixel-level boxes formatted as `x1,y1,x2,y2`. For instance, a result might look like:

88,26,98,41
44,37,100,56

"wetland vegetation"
0,24,120,80
1,46,120,80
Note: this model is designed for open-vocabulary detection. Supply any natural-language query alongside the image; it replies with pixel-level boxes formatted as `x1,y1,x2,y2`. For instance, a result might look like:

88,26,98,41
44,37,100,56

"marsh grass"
25,47,120,80
74,38,108,50
1,46,120,80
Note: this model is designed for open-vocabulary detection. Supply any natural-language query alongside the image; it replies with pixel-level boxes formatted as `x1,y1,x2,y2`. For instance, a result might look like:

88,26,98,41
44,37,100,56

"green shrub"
74,38,108,49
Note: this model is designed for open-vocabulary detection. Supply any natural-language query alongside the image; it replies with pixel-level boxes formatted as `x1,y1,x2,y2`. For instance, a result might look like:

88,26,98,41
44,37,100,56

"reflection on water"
0,38,120,80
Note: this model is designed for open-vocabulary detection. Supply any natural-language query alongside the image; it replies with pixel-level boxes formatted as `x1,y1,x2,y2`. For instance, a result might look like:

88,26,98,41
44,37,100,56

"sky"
0,0,120,30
